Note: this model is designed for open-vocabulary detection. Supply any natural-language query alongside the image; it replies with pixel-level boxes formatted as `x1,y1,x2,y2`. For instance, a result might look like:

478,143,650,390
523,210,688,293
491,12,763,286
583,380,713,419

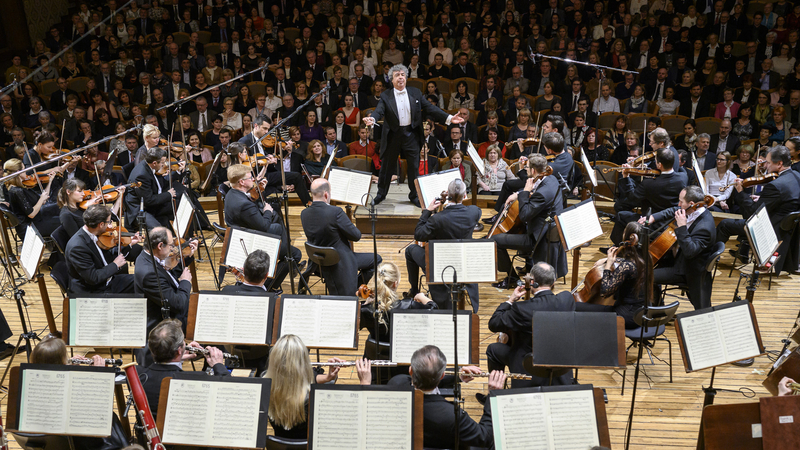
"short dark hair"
410,345,446,391
543,132,564,154
83,204,112,228
253,114,271,126
656,147,674,168
243,250,271,283
145,146,166,164
545,114,564,133
768,145,792,166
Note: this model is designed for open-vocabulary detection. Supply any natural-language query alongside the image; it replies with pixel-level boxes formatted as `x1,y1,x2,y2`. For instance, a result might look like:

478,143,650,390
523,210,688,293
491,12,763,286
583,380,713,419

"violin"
228,266,245,283
159,139,185,151
631,150,657,166
718,173,779,192
504,138,541,150
21,171,54,188
486,165,553,238
239,152,271,167
164,238,198,270
260,133,277,147
156,157,184,176
572,240,636,306
79,181,142,209
357,284,373,299
648,195,716,264
43,150,74,162
602,166,661,178
97,223,136,250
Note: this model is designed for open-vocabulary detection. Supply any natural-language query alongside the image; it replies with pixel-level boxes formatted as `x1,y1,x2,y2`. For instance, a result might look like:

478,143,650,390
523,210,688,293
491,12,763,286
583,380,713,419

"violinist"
575,223,647,327
224,162,304,292
642,186,717,310
57,178,102,237
133,226,197,364
610,134,687,245
64,204,142,294
124,145,181,229
134,123,161,166
405,179,482,309
23,132,65,176
504,124,538,160
490,153,565,289
786,136,800,173
716,146,800,274
2,158,61,237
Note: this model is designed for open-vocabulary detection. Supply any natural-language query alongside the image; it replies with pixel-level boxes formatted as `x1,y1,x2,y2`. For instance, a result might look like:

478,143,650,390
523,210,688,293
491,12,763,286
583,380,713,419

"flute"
69,357,123,366
311,360,397,367
185,345,239,360
445,370,533,380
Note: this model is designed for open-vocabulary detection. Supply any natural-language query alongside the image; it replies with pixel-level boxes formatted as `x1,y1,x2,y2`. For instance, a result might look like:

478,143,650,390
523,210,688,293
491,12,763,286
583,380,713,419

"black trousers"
377,127,419,201
716,218,746,245
491,233,533,278
264,171,311,204
405,243,426,294
493,178,526,213
610,210,641,245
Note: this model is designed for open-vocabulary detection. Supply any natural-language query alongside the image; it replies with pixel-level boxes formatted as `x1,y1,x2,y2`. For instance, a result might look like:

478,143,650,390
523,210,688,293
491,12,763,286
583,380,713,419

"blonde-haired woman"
265,334,370,438
220,97,243,130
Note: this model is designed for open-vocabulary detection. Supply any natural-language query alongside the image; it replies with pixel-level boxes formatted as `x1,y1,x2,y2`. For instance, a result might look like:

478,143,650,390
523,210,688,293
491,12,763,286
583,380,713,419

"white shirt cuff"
445,115,453,125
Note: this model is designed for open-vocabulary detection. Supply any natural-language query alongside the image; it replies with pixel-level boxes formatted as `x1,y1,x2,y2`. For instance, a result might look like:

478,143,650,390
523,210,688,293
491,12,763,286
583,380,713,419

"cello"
572,240,637,306
648,195,716,264
485,166,553,238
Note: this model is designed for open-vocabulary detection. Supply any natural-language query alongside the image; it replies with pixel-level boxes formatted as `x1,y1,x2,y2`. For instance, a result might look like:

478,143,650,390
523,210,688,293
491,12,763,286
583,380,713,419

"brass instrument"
444,370,533,380
69,357,123,366
184,345,239,360
310,360,398,367
787,382,800,395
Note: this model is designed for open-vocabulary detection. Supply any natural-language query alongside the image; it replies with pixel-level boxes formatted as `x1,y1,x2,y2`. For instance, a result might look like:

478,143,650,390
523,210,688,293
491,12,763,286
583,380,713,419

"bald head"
310,178,330,201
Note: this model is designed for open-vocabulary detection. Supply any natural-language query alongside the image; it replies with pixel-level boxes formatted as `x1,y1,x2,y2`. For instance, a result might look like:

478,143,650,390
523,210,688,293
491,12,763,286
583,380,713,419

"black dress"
59,206,84,238
7,185,61,237
576,257,645,329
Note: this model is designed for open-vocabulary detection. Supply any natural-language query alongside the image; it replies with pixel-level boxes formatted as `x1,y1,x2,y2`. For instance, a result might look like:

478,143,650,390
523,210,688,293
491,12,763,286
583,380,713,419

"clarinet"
69,357,124,366
184,345,239,360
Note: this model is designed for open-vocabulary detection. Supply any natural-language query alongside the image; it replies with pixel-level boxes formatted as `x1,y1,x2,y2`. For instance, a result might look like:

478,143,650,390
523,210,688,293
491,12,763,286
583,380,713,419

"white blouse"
706,168,737,202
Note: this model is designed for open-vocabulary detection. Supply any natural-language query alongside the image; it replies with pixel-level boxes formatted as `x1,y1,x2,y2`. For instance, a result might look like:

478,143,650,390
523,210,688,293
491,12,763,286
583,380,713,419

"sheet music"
490,389,599,450
280,297,358,348
679,303,761,371
430,241,496,283
20,225,44,280
417,169,463,209
692,152,708,195
19,369,114,436
162,379,263,448
224,228,280,278
391,312,471,364
467,141,485,176
680,312,727,370
328,167,372,206
557,201,603,250
174,193,194,239
71,298,147,347
312,389,413,450
194,294,271,345
716,303,761,363
580,148,598,187
746,206,779,266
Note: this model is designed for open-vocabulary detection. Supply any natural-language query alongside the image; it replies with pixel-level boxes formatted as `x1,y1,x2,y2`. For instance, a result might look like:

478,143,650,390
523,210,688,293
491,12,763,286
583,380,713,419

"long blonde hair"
264,335,315,430
3,159,24,188
375,262,400,328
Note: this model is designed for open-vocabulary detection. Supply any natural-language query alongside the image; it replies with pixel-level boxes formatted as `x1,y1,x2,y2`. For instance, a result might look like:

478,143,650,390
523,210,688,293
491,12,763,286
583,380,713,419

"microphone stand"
362,192,381,383
442,265,464,450
191,202,219,289
157,65,268,113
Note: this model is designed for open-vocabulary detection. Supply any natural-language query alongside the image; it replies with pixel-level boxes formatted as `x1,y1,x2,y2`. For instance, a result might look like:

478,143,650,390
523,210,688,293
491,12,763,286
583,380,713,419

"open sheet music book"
66,296,147,347
490,385,601,450
309,385,418,450
466,141,485,176
276,295,360,349
390,310,474,364
15,364,115,436
676,301,765,372
160,373,270,449
555,200,603,251
414,168,464,209
174,193,194,239
580,148,598,187
327,166,372,206
221,226,280,278
427,239,497,283
188,291,274,345
20,225,44,280
745,205,780,267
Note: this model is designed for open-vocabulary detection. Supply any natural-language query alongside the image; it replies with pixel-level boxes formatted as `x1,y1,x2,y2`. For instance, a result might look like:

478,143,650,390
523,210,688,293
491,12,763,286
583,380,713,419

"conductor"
363,64,464,207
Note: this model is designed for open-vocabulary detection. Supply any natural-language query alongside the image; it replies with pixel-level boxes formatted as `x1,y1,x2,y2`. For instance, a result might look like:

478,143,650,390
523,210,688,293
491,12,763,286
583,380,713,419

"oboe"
310,360,397,367
69,357,123,366
184,345,239,360
445,370,533,380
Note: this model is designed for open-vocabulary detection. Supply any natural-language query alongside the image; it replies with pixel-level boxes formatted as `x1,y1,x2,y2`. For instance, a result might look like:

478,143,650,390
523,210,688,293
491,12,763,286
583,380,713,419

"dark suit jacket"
368,87,450,157
124,160,173,222
734,169,800,274
139,363,229,421
300,201,362,296
64,228,132,294
224,188,281,233
49,89,78,112
163,82,192,103
548,151,574,182
414,203,481,241
132,84,156,105
678,97,712,118
615,171,687,215
475,89,503,111
134,250,194,335
451,63,478,80
270,78,295,97
709,134,741,156
189,109,219,130
421,394,493,449
753,69,780,90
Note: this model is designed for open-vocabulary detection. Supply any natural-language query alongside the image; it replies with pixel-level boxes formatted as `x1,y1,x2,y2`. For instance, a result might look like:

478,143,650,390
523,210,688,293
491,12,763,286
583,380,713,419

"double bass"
485,166,553,238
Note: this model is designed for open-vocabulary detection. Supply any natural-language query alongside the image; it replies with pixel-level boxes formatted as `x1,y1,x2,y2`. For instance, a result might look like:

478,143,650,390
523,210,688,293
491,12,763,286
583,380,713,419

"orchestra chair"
302,242,339,295
11,433,72,450
621,301,680,395
658,241,725,307
265,435,307,450
50,226,69,255
49,261,70,299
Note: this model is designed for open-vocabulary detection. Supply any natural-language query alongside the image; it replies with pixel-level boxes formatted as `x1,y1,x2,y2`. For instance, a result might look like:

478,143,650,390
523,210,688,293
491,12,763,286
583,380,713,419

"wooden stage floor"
1,202,798,449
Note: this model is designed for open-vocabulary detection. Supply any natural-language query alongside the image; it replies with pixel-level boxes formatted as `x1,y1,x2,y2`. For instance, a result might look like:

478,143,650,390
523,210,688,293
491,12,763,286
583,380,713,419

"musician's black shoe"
482,214,498,224
729,249,750,264
732,358,754,367
475,393,487,405
410,197,421,208
372,194,386,206
474,222,485,232
492,277,519,290
598,247,610,254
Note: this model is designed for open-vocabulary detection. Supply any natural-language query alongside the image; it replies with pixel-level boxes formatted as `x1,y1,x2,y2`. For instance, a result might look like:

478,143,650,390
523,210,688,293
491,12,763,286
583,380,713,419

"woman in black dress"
3,157,61,238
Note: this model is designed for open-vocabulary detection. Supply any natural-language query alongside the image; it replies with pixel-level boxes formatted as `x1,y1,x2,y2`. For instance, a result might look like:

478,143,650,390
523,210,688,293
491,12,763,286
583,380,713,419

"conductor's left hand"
450,115,465,124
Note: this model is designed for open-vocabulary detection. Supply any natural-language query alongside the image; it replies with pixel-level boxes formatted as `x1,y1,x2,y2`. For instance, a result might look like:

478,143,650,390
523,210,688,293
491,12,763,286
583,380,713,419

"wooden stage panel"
1,204,797,450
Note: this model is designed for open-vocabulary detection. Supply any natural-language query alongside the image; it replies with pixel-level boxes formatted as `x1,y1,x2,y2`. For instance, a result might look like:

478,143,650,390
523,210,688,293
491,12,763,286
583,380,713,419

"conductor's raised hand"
450,115,465,124
459,365,481,383
362,116,376,127
488,370,507,390
356,358,372,385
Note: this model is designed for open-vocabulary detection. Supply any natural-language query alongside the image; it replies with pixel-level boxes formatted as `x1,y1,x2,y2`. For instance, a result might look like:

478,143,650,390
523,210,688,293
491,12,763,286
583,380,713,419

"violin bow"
92,163,106,205
167,123,185,272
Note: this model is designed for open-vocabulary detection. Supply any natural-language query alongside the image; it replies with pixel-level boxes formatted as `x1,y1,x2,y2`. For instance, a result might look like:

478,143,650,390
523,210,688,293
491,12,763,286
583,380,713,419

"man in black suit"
528,59,557,97
487,262,576,387
340,78,369,111
211,16,231,43
717,146,800,275
678,83,712,119
132,73,155,106
139,319,229,420
352,64,374,96
303,50,326,83
709,119,741,156
490,154,565,288
237,118,311,204
199,5,216,31
188,97,218,133
271,68,295,99
364,64,464,206
647,186,717,310
163,70,192,103
611,145,687,244
64,205,141,294
301,179,380,296
137,8,155,35
323,127,348,157
406,179,482,309
645,68,675,102
451,53,477,79
404,36,429,65
753,58,780,91
216,42,235,70
161,43,186,73
49,78,77,112
386,345,500,449
134,48,158,75
443,125,468,155
475,77,503,111
95,62,117,94
124,126,179,229
223,163,304,291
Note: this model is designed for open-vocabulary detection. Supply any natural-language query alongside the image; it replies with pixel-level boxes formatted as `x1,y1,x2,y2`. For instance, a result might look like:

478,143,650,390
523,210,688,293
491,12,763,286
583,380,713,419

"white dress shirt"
394,88,412,126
